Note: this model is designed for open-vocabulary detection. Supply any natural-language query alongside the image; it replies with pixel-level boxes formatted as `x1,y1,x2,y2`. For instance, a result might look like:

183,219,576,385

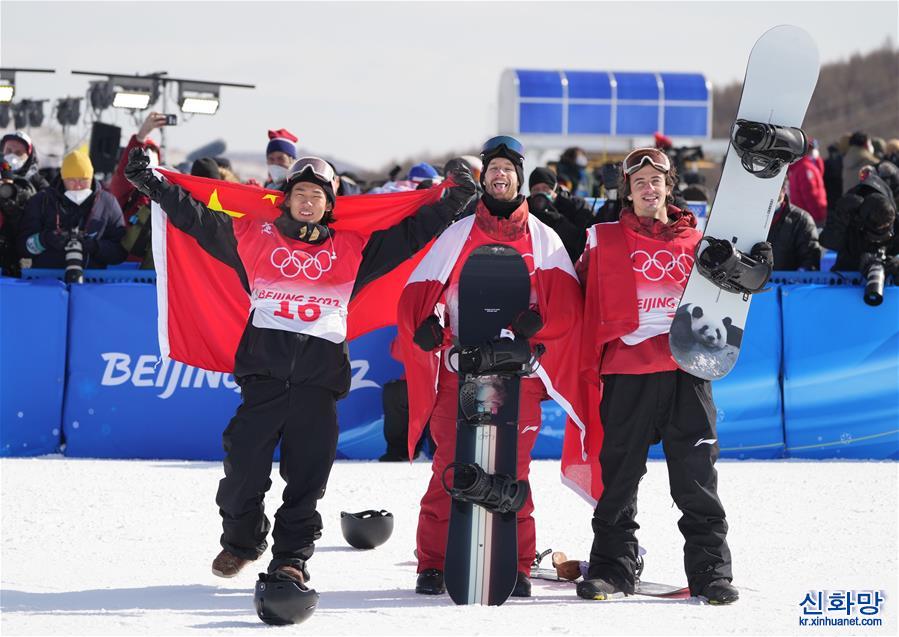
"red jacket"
787,156,827,225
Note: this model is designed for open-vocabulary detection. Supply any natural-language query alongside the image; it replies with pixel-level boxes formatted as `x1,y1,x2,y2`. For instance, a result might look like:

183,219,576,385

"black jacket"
17,178,127,269
820,178,899,271
528,192,594,261
765,195,821,271
152,179,469,397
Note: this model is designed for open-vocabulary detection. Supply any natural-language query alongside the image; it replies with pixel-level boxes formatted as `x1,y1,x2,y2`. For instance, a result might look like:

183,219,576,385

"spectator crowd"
2,112,897,281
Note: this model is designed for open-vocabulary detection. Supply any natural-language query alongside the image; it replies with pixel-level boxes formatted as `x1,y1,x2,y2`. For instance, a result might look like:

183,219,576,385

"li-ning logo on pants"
631,249,694,283
270,247,334,280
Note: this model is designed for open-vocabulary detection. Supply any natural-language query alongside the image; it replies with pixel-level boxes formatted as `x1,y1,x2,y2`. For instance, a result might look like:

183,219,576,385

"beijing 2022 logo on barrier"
100,352,378,400
631,249,694,283
270,247,334,280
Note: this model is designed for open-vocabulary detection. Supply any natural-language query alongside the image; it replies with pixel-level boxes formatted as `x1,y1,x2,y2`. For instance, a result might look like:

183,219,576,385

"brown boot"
274,565,307,584
211,549,253,578
552,551,583,581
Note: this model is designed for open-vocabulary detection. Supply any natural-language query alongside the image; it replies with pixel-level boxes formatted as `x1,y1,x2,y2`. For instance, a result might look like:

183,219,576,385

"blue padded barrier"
0,278,68,456
781,285,898,459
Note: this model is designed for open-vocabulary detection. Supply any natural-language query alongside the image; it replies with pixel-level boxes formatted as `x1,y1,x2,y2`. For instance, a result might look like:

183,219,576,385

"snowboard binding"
731,119,807,178
695,237,773,297
454,337,543,376
442,461,530,514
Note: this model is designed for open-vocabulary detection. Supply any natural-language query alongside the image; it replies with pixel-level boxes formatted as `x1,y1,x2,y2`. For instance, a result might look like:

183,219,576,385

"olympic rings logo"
270,247,334,280
630,249,694,283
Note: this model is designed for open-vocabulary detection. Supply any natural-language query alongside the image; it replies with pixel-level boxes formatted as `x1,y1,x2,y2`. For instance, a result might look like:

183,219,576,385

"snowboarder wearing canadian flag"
575,147,755,605
398,136,600,600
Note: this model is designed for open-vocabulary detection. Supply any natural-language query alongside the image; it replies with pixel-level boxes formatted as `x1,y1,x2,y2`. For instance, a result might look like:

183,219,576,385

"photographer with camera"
1,131,48,276
526,166,594,261
821,166,899,305
17,150,127,276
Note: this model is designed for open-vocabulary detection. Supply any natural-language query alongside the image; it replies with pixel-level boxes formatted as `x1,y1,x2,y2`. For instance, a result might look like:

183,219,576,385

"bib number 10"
273,300,321,322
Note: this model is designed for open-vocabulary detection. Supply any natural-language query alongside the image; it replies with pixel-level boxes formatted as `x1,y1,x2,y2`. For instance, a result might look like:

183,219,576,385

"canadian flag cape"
397,214,604,505
151,169,446,373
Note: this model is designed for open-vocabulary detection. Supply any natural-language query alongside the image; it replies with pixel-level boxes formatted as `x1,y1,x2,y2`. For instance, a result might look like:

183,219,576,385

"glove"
444,162,477,208
527,194,561,220
750,241,774,266
510,308,543,339
882,255,899,278
39,229,69,252
124,148,163,197
413,315,444,352
81,235,100,255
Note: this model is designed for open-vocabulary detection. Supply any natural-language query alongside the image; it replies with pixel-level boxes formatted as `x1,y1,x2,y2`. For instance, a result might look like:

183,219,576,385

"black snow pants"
215,375,338,575
587,370,732,595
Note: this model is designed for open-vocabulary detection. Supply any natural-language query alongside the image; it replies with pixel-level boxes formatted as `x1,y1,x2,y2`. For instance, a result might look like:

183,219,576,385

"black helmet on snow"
340,509,394,549
254,570,319,626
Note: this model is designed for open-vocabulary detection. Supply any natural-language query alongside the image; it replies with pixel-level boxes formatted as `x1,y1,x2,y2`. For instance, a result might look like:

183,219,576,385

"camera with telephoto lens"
0,176,38,214
63,230,85,284
860,247,889,306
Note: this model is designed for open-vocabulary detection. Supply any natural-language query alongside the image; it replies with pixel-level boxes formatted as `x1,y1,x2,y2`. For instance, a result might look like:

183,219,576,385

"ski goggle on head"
481,135,525,161
286,156,336,185
622,148,671,176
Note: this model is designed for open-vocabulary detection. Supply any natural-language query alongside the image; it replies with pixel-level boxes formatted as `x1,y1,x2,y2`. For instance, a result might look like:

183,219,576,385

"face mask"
146,149,160,168
4,153,26,170
576,155,588,168
65,188,93,205
268,164,288,183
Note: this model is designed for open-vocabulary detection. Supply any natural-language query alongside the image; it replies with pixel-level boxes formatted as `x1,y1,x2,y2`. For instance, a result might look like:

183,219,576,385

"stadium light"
179,82,220,115
0,67,55,104
56,97,82,126
110,76,158,111
0,71,14,103
12,99,46,128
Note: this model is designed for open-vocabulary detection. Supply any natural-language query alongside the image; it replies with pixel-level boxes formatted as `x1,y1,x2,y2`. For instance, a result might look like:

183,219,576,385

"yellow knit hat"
61,150,94,181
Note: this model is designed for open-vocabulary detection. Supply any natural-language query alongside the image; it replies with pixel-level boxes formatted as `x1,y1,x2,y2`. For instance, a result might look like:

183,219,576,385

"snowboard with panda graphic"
670,25,819,380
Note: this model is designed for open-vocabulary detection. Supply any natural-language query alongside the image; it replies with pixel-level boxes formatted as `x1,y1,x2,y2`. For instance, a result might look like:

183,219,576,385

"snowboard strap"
694,236,773,298
441,462,530,514
731,119,808,179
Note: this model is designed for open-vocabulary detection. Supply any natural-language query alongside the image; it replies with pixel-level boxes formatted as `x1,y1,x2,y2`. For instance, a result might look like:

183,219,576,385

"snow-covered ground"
2,458,896,636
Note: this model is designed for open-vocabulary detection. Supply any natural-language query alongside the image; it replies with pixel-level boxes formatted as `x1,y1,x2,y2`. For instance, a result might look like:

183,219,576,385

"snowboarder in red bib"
398,136,596,599
576,147,740,604
124,149,476,590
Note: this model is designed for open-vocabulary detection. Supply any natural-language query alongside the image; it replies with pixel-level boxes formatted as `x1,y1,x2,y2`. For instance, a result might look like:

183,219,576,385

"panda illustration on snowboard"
670,303,744,376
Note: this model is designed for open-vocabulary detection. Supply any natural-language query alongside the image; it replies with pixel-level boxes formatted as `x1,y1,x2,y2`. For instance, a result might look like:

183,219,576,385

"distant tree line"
713,42,899,145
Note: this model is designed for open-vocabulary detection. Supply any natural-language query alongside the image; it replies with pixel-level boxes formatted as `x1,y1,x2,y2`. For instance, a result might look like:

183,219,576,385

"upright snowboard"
670,25,819,380
444,244,530,606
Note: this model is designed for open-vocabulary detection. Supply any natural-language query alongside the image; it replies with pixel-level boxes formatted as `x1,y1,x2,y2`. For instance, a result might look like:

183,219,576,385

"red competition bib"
234,218,366,343
620,224,695,345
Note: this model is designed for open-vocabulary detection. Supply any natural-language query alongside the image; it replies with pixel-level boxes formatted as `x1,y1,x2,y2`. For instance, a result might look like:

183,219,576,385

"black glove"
750,241,774,266
39,229,69,252
527,194,561,220
885,255,899,278
81,235,100,255
510,308,543,339
124,148,163,198
444,162,477,208
413,315,444,352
